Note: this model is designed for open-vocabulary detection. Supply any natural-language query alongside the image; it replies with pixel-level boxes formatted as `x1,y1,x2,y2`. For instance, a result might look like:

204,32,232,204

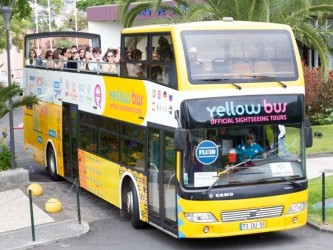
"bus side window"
151,34,177,87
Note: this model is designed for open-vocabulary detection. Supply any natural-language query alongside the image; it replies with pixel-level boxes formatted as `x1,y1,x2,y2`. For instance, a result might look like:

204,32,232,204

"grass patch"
307,124,333,154
307,125,333,225
308,175,333,224
285,124,333,155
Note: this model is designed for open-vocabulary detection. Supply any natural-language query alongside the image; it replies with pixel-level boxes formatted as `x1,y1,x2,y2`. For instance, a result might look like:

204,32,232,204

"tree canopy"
120,0,333,77
0,0,32,50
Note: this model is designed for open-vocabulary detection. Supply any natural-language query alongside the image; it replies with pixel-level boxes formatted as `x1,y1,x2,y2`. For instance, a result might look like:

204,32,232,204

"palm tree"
0,83,39,119
118,0,155,28
120,0,333,78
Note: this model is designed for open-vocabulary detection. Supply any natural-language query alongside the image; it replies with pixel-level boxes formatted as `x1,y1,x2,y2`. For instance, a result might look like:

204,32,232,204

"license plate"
240,221,266,230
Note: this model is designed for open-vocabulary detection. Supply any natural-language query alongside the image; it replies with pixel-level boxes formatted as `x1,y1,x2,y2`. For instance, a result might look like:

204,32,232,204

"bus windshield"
183,123,304,188
182,30,297,83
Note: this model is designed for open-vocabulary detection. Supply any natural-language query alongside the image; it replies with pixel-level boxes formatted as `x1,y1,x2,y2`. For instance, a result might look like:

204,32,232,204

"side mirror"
174,128,186,151
304,118,313,148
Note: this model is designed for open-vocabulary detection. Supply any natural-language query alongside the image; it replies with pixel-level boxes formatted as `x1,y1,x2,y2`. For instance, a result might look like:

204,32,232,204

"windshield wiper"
259,176,301,187
199,79,242,90
251,75,287,88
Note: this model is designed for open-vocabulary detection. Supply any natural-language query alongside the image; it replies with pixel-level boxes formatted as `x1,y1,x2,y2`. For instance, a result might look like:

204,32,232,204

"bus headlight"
184,212,217,223
287,202,307,214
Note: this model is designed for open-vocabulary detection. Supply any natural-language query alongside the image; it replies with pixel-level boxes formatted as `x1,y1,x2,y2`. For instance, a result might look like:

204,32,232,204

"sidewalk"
0,220,89,250
306,155,333,179
0,169,91,250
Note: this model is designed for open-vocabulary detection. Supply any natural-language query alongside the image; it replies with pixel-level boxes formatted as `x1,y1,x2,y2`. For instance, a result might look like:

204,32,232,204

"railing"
25,58,120,76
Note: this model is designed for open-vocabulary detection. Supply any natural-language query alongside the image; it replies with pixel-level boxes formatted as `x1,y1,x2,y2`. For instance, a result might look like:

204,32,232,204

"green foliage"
0,0,32,50
0,145,11,171
308,175,333,225
77,0,117,11
0,84,39,119
303,63,333,125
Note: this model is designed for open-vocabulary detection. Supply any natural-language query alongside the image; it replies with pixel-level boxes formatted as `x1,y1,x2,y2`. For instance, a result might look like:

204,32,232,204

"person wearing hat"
188,46,205,75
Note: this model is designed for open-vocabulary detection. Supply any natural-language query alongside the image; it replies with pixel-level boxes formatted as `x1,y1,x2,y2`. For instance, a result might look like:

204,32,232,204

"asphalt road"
34,216,333,250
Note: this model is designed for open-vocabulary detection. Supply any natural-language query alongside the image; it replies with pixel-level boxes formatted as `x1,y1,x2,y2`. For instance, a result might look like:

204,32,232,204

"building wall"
86,2,173,53
88,21,123,51
0,47,24,83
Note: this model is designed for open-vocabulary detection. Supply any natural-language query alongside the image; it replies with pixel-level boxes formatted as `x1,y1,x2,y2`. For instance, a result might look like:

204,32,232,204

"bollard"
1,128,7,145
28,190,36,241
76,180,81,224
320,169,333,222
322,172,326,222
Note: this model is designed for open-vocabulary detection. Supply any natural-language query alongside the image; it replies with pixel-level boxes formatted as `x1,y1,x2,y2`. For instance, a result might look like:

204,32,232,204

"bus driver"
235,133,264,162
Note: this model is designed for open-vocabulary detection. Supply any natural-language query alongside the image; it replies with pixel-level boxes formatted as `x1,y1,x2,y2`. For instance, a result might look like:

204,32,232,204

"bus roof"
121,20,292,34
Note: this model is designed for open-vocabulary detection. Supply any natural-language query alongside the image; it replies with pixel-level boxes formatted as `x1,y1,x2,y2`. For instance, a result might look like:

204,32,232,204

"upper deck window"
121,33,177,88
181,30,298,84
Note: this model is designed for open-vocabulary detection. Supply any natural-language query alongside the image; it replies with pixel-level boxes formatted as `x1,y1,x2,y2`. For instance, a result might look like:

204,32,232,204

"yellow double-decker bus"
23,19,312,238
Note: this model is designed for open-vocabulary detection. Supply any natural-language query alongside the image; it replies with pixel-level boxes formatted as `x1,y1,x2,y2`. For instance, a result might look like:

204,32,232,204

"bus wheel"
47,146,60,181
127,181,147,229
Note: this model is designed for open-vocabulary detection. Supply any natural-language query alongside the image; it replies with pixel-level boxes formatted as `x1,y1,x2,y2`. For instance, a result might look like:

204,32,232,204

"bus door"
62,103,79,181
147,127,177,235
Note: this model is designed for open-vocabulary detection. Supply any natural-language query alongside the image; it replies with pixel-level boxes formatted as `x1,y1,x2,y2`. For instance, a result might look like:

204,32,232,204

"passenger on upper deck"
44,50,54,68
89,47,103,72
156,36,174,61
264,45,275,59
61,47,70,68
126,48,144,77
188,47,205,75
52,49,63,68
85,46,92,62
155,36,177,85
77,48,88,70
26,49,38,66
67,45,79,69
102,48,119,74
151,51,163,81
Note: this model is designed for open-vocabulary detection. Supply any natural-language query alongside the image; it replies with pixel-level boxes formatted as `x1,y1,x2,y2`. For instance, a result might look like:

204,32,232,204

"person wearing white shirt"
278,125,289,156
126,48,144,77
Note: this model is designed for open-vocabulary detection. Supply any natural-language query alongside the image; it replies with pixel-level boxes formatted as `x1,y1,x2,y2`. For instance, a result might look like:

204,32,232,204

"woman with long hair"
52,49,63,68
44,49,54,68
26,49,38,65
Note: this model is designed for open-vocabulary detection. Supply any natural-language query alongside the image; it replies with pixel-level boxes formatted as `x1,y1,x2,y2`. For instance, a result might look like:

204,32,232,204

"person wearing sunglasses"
67,45,79,69
44,49,54,68
26,48,42,66
235,133,264,163
102,48,120,74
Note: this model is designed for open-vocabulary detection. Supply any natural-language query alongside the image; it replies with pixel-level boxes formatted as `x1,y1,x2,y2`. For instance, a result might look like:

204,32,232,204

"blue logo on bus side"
195,140,218,165
37,136,43,144
48,130,56,138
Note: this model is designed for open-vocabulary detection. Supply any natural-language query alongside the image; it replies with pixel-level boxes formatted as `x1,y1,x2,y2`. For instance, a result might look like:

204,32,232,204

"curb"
307,221,333,233
0,219,89,250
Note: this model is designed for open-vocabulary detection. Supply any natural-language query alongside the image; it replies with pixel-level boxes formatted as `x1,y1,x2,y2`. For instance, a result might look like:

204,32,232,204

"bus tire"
128,181,147,229
120,183,130,218
47,146,60,181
